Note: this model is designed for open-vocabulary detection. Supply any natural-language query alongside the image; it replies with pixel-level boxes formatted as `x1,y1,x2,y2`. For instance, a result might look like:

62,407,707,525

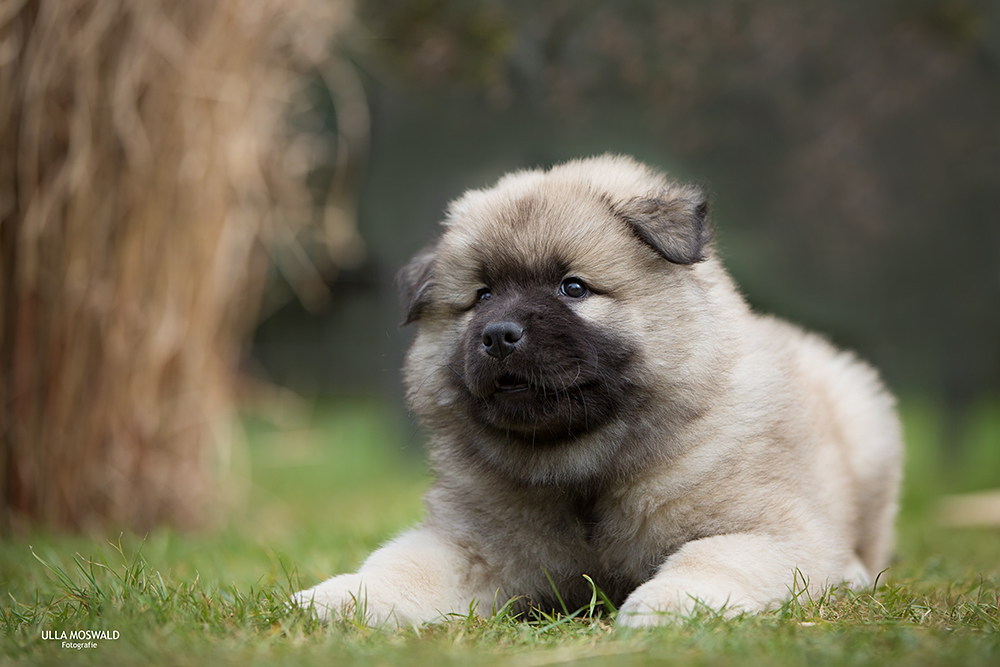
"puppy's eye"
476,287,492,302
560,278,588,299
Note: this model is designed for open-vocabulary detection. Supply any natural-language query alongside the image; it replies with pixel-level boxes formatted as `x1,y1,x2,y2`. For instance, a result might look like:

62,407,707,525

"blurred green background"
252,0,999,470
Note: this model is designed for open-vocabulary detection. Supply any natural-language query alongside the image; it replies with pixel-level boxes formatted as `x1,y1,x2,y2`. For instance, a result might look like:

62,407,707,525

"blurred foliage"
347,0,1000,401
256,0,998,430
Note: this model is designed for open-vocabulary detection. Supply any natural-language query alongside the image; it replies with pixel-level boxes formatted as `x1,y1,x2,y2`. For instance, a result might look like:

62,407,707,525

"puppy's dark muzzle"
481,321,523,360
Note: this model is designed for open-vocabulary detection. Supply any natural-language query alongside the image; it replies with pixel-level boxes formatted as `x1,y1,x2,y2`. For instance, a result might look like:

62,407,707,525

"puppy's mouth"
489,372,595,398
494,373,531,394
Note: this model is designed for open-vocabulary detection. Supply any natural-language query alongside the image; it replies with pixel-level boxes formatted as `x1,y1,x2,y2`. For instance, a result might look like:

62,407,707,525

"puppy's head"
400,155,723,486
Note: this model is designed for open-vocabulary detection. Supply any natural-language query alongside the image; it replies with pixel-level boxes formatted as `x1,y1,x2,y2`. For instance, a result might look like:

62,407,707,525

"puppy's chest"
439,483,701,603
539,494,684,585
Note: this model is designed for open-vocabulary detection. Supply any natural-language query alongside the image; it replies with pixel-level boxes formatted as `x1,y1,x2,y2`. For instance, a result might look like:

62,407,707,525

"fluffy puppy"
293,155,903,627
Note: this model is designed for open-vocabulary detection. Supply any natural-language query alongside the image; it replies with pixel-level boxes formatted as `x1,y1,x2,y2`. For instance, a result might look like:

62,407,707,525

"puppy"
293,155,903,627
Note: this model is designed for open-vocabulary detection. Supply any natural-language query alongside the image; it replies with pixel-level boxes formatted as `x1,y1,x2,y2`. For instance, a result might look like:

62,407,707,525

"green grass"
2,397,999,666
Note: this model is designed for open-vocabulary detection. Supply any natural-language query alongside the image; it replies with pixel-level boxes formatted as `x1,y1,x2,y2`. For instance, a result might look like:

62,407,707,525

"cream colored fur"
293,155,903,628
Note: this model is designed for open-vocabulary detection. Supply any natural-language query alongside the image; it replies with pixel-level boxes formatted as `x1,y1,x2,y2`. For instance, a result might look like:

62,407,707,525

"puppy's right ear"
397,246,438,325
615,188,712,265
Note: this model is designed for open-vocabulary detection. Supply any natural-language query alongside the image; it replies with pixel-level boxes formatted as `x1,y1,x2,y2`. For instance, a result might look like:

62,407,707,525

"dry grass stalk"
937,490,1000,528
0,0,362,533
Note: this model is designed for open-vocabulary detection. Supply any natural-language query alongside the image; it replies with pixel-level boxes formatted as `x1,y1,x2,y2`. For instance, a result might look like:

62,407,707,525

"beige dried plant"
0,0,365,533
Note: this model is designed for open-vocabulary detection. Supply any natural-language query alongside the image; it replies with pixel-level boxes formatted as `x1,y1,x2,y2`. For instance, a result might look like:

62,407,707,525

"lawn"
2,397,999,666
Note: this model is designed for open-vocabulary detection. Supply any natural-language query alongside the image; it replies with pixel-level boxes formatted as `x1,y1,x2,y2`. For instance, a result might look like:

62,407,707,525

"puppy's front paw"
292,573,392,625
292,572,440,628
617,576,745,628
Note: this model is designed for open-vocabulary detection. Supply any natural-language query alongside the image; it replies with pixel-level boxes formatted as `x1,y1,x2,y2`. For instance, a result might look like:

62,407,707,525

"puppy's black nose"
482,321,523,360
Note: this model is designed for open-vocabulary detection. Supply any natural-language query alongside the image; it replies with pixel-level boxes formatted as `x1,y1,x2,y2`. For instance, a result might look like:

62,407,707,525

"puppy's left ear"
397,245,438,325
616,189,712,265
